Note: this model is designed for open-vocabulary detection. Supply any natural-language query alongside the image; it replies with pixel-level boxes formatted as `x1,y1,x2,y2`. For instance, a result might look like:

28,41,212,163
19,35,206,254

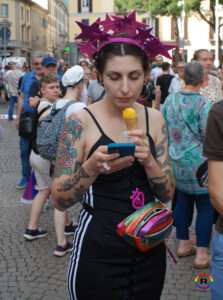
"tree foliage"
186,0,223,30
114,0,147,12
114,0,223,62
147,0,182,17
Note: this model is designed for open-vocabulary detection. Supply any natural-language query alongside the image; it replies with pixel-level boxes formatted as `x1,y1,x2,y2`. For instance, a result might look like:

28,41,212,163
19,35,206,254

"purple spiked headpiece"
75,10,178,60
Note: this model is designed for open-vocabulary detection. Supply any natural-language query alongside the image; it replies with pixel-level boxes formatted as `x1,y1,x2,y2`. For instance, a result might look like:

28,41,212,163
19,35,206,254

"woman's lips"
118,98,130,102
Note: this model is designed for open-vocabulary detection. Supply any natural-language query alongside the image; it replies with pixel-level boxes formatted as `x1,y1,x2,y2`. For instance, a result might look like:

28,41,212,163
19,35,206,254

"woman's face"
197,51,213,74
41,81,60,102
100,55,146,108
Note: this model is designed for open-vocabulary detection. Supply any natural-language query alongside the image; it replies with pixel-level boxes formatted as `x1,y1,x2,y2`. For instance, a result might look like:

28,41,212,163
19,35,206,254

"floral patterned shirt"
163,91,211,194
180,74,222,104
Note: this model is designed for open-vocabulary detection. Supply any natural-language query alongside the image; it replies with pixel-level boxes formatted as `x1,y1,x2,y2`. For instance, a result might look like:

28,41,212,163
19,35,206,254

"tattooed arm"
128,109,175,203
51,112,98,211
52,110,128,211
146,112,175,203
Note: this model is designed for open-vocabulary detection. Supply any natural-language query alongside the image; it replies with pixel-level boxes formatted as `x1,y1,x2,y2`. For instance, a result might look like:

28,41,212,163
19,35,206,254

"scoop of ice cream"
123,108,138,131
123,108,137,119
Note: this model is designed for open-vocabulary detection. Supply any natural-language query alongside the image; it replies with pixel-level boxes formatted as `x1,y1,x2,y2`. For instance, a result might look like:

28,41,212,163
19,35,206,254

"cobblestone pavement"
0,103,211,299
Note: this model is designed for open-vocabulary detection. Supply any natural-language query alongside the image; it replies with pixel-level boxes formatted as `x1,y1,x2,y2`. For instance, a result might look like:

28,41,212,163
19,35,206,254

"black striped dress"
67,107,166,300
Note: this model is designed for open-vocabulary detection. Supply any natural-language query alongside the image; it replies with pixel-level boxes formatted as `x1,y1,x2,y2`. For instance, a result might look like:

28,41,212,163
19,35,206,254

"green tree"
186,0,223,64
114,0,223,63
114,0,182,62
147,0,182,62
114,0,147,12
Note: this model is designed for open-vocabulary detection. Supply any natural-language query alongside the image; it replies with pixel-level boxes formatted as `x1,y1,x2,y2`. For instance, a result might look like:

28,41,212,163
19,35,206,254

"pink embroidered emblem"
130,188,145,209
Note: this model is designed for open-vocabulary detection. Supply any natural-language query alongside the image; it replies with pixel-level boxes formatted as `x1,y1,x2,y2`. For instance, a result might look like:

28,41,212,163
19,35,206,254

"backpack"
36,100,77,161
141,81,155,106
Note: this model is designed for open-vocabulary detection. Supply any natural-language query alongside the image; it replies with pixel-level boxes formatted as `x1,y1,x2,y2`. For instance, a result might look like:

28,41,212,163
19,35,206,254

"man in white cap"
55,65,86,118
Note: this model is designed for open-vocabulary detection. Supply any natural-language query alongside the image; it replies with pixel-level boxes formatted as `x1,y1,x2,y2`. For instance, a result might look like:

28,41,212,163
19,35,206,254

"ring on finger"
143,138,148,145
102,162,111,171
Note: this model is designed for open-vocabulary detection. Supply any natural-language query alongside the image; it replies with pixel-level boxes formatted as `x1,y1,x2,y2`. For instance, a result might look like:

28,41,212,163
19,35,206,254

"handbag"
19,111,34,138
196,160,208,187
116,202,173,252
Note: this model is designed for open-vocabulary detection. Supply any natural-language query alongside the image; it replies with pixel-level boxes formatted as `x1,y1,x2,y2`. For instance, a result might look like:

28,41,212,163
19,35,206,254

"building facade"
47,0,69,58
0,0,69,63
0,0,32,59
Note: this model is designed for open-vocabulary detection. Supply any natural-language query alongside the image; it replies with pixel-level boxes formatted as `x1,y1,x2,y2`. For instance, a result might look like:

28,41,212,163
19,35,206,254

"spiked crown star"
75,10,178,60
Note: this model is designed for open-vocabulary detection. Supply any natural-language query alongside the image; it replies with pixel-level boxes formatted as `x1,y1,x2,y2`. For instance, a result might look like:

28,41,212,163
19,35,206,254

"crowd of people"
0,11,223,300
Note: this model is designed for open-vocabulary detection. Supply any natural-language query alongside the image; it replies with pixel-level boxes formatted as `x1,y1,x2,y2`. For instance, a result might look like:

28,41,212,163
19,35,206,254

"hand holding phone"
107,143,135,157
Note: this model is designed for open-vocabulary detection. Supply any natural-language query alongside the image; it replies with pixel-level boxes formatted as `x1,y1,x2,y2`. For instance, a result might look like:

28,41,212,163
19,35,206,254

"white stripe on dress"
67,209,92,300
89,185,93,207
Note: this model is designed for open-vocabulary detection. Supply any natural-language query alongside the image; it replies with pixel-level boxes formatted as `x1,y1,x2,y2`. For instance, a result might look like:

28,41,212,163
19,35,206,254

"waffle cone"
124,116,138,130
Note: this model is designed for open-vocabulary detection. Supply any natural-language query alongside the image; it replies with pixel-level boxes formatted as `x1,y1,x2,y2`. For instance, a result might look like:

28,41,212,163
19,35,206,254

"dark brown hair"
93,42,149,75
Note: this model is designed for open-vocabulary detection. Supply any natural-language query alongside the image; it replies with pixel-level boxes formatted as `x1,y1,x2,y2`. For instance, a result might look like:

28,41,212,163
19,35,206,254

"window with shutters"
1,4,8,18
78,0,92,13
143,17,159,38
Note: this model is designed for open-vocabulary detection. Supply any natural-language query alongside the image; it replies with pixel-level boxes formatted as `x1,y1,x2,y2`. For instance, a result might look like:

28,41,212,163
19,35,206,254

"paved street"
0,102,211,300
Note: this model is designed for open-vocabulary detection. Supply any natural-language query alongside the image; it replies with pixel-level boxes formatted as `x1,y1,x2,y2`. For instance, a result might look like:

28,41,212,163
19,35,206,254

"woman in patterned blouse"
192,49,222,104
163,61,213,269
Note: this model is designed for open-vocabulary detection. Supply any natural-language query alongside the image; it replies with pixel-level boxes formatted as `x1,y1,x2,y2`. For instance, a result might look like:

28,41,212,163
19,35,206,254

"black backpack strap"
37,105,51,119
196,160,208,187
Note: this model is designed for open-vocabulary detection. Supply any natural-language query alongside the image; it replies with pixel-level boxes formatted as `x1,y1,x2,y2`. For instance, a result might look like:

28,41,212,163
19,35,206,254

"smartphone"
107,143,135,157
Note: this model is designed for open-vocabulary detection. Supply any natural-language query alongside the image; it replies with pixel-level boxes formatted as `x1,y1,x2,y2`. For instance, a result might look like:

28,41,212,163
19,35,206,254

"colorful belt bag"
116,201,177,262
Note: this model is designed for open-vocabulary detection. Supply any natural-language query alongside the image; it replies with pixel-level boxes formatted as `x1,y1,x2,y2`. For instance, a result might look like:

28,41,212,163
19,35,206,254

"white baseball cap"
62,65,84,87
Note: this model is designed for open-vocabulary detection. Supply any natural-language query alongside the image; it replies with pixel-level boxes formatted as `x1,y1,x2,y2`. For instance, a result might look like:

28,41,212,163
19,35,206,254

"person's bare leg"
28,188,51,229
54,208,66,246
177,239,194,255
194,247,210,266
189,232,196,244
65,210,72,227
0,89,5,103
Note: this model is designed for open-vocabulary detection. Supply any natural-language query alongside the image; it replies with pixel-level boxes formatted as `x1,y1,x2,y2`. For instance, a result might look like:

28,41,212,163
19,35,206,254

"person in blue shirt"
16,52,45,189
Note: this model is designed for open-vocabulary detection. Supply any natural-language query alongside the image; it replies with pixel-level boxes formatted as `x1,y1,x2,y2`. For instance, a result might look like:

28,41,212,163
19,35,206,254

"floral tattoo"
54,118,83,178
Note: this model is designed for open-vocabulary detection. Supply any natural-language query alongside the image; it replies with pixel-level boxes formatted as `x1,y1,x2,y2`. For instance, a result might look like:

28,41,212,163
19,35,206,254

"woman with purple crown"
52,11,175,300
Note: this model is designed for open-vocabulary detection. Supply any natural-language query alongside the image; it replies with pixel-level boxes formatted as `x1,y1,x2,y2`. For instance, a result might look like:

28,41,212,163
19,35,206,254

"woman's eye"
110,76,118,80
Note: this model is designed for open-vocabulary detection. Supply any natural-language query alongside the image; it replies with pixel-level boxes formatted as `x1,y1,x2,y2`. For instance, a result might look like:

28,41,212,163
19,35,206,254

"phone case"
107,143,135,157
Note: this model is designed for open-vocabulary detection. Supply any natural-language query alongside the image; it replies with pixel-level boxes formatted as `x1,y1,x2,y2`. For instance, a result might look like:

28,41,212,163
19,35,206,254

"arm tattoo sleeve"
155,124,167,159
56,166,90,193
151,123,175,202
53,117,92,209
54,119,83,178
149,176,172,203
56,184,87,208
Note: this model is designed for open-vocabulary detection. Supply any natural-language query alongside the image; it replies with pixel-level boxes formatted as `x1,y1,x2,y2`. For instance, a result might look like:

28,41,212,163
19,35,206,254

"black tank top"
83,106,156,217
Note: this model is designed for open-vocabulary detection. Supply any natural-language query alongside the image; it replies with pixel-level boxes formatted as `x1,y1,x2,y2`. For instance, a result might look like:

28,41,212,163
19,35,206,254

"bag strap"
164,242,178,264
196,160,208,187
176,93,200,139
94,89,105,102
51,99,77,114
62,99,78,111
37,105,51,119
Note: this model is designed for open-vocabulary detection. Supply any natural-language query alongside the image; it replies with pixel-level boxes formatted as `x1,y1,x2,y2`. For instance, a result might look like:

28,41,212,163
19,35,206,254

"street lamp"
178,0,185,62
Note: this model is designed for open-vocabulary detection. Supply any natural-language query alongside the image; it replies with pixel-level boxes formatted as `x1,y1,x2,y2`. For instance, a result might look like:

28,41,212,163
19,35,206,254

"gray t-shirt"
87,80,105,103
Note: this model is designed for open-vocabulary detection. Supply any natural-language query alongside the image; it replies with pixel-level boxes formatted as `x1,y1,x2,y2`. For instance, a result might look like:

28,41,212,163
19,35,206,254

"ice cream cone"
123,108,138,130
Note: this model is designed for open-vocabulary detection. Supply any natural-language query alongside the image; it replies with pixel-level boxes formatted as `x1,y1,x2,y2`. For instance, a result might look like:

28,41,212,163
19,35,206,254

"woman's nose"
120,78,129,93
